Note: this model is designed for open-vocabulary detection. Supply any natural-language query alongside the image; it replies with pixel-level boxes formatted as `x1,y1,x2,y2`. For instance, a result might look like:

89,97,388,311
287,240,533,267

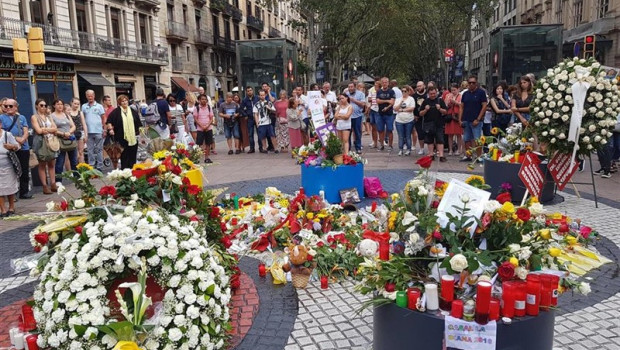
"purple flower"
501,182,512,192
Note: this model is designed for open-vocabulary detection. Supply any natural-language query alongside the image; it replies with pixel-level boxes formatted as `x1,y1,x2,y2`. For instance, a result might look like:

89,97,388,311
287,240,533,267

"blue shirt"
0,113,29,150
461,88,488,122
82,102,105,134
156,99,170,126
345,90,366,119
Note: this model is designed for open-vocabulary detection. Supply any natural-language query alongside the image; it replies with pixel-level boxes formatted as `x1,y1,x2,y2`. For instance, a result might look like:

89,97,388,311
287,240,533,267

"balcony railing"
0,17,168,65
167,21,189,41
210,0,225,13
213,36,235,52
230,5,243,21
195,28,214,45
269,27,282,38
247,15,264,32
171,57,184,72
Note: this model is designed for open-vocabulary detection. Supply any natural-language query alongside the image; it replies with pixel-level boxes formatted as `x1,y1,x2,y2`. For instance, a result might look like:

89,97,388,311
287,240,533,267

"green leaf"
106,321,135,341
206,284,215,296
74,324,88,337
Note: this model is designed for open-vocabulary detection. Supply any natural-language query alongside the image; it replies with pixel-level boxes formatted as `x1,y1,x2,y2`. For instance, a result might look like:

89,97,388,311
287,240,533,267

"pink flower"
579,226,593,239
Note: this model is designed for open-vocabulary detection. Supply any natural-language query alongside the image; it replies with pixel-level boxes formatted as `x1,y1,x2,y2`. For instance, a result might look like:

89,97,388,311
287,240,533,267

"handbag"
46,134,60,152
60,138,77,151
29,149,38,168
5,131,22,177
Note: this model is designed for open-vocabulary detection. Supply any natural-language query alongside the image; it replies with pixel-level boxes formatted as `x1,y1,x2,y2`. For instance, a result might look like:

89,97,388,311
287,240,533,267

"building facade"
0,0,168,118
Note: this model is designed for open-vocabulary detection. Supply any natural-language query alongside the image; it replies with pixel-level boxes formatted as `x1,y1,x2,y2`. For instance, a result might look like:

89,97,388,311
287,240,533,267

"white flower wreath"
529,57,620,155
32,207,231,350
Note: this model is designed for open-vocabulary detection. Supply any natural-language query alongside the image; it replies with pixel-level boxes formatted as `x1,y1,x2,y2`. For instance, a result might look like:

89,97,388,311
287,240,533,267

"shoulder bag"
4,131,22,177
34,116,59,160
59,114,77,152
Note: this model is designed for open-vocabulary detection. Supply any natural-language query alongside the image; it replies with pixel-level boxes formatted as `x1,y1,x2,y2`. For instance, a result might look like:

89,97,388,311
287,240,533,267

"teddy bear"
356,239,379,258
288,244,309,266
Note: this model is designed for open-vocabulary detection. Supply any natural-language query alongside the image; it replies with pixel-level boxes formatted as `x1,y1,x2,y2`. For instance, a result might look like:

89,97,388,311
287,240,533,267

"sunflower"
465,175,486,188
479,135,486,144
491,127,499,135
76,163,93,171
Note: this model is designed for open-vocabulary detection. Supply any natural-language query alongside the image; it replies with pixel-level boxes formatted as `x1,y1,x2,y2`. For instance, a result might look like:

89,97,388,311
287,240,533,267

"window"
247,1,252,16
110,8,121,39
182,5,188,23
167,5,174,22
212,15,220,36
234,24,240,40
224,19,231,40
195,10,202,29
556,0,563,23
598,0,609,19
30,0,44,24
139,14,147,44
76,0,88,32
186,46,190,62
573,1,583,27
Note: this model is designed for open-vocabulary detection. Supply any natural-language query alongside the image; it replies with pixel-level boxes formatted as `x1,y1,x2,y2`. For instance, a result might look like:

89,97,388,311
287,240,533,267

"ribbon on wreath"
250,213,295,251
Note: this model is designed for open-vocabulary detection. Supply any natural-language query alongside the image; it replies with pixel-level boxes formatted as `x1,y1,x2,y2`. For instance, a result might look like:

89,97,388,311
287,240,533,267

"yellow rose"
539,229,551,240
113,341,143,350
501,202,515,214
548,247,561,257
550,212,562,220
565,236,577,245
391,193,400,202
306,212,314,220
509,257,519,267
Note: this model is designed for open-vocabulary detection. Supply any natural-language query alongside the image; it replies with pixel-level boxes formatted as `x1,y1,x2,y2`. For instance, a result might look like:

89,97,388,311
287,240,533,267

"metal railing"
210,0,225,12
269,27,282,38
247,15,264,31
213,36,235,52
171,57,184,72
195,28,214,45
229,5,243,21
0,16,168,64
166,21,189,40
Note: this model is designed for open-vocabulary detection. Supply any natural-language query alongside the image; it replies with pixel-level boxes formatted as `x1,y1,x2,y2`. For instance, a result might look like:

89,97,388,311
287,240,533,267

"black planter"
483,159,556,203
373,303,555,350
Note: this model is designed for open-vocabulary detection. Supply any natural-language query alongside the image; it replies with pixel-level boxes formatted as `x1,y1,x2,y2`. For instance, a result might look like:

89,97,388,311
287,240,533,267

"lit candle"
451,299,464,318
379,240,389,261
320,275,328,289
489,298,500,321
440,275,455,311
475,281,492,325
21,304,36,331
396,291,408,308
463,300,475,321
258,263,266,277
407,288,421,310
539,274,553,310
424,283,439,311
9,328,20,346
526,274,541,316
492,148,498,160
501,281,515,318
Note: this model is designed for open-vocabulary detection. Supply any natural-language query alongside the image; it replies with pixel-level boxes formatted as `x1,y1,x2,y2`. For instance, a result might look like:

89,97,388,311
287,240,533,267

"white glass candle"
9,328,19,346
425,283,439,311
14,333,24,349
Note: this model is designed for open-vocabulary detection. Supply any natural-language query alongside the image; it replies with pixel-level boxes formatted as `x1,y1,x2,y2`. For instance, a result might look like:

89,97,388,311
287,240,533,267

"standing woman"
31,99,58,194
286,97,303,149
274,90,290,153
444,84,463,155
334,93,353,154
490,84,512,132
0,119,20,216
69,97,87,163
185,93,198,143
105,95,142,169
51,99,77,181
393,85,416,156
168,94,188,145
511,75,534,126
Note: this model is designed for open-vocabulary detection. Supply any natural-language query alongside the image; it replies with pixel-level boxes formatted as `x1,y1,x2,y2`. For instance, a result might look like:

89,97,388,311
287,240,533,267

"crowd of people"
2,72,620,217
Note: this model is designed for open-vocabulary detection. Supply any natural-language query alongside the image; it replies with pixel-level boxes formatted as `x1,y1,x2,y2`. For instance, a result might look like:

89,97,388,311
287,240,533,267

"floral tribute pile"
22,142,238,350
291,137,364,167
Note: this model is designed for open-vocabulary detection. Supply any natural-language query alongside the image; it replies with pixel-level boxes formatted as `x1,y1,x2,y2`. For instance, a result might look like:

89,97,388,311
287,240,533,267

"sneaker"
259,150,268,154
248,149,255,154
368,142,376,148
388,146,393,151
440,156,447,162
398,150,403,156
211,150,217,155
417,149,424,155
274,150,280,154
602,171,612,178
448,152,453,156
204,158,213,164
405,150,411,156
593,168,604,175
459,156,472,162
228,150,234,155
384,140,389,146
235,150,241,154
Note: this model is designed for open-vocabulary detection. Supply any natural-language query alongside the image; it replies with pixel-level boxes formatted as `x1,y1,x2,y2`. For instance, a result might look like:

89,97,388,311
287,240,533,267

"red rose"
60,200,68,211
33,246,41,253
210,206,220,219
170,134,176,140
516,208,531,222
98,185,116,197
432,230,443,240
416,155,433,169
148,177,158,185
190,215,199,222
327,236,335,244
385,282,396,293
431,200,439,209
220,236,232,248
75,226,83,235
558,223,569,233
579,226,593,239
316,241,325,248
34,232,49,245
498,261,515,281
187,185,201,195
496,192,512,204
306,254,314,262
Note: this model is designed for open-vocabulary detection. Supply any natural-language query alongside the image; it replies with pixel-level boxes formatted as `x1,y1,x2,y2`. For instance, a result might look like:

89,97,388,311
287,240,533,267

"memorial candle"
233,196,239,209
258,263,266,277
514,151,520,162
501,281,516,318
514,281,527,317
231,217,238,226
407,288,421,310
526,274,542,316
475,281,492,325
396,291,408,308
489,298,500,321
492,148,498,160
25,334,38,350
299,187,305,196
440,275,455,311
549,275,560,306
13,333,24,349
425,283,439,311
379,240,389,261
21,305,36,331
320,275,328,289
540,275,553,310
451,299,464,318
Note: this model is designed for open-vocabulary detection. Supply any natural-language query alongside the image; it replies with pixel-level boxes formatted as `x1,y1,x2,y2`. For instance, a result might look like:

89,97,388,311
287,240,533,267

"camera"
400,102,407,109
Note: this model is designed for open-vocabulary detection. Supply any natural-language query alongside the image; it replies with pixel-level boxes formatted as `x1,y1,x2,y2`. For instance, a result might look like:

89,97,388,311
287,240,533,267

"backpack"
144,101,161,125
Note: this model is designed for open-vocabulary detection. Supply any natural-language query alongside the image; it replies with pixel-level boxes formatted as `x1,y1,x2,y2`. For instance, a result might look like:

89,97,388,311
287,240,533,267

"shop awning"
78,73,115,86
116,75,137,83
171,76,200,93
145,81,170,88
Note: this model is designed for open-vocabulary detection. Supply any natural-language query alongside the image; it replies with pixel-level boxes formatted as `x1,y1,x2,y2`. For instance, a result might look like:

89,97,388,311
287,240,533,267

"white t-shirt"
296,94,308,120
368,87,378,112
253,101,275,126
394,96,416,124
392,87,403,114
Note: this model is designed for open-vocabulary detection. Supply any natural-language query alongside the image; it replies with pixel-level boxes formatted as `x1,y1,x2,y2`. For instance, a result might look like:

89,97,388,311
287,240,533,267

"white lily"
401,211,418,226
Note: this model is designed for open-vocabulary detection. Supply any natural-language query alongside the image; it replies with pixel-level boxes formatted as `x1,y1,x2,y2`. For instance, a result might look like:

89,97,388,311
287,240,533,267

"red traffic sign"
444,48,455,58
518,153,545,199
548,152,579,190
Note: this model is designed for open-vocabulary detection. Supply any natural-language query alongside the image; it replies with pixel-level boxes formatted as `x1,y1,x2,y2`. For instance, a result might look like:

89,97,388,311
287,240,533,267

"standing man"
419,87,448,162
82,90,105,171
261,82,277,151
345,81,366,153
458,75,488,161
367,79,380,148
253,90,277,154
412,81,427,155
294,85,309,145
322,82,337,121
102,95,114,124
0,100,32,199
375,77,395,151
241,86,259,153
154,88,172,139
219,92,241,154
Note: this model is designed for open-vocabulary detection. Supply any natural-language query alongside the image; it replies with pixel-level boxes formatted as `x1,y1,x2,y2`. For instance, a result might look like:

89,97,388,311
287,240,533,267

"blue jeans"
349,117,363,151
369,110,380,124
462,121,483,142
376,114,395,132
55,148,77,180
395,121,414,150
247,117,257,150
87,133,104,170
224,122,240,139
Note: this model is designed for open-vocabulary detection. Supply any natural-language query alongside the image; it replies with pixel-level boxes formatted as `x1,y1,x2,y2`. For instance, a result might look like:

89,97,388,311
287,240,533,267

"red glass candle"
21,304,36,331
526,274,541,316
231,217,238,226
549,275,560,306
451,299,464,318
475,281,492,325
258,263,266,277
407,288,421,310
25,334,39,350
539,275,553,310
489,298,500,321
320,275,328,289
371,201,377,212
379,240,389,261
440,275,455,311
501,281,516,318
514,281,527,317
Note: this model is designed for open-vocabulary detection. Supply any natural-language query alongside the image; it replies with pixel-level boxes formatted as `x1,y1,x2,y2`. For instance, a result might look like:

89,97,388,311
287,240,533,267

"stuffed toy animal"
288,244,309,266
357,239,379,257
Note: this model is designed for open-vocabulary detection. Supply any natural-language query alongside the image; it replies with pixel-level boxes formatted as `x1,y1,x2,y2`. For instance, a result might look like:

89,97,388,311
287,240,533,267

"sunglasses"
169,99,176,102
39,104,47,107
468,81,476,84
3,105,14,108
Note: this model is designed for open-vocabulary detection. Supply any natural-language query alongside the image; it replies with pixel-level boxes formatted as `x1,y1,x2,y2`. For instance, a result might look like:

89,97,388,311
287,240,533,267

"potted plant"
325,133,344,165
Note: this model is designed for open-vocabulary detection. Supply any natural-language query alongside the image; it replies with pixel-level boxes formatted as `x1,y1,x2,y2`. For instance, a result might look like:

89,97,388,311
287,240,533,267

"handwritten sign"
445,316,497,350
308,91,326,127
436,179,490,236
518,153,545,199
315,122,337,146
548,152,579,190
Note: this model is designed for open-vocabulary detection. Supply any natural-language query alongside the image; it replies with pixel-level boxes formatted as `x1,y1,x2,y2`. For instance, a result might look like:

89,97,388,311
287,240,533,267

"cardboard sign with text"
518,153,545,199
307,91,326,128
548,152,579,190
445,316,497,350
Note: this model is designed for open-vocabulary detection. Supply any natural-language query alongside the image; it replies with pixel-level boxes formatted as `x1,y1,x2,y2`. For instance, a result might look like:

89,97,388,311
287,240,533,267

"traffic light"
584,35,596,59
27,27,45,65
12,38,29,64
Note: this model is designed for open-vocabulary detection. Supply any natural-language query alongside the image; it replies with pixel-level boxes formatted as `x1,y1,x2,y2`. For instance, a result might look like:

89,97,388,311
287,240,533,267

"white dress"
0,130,19,196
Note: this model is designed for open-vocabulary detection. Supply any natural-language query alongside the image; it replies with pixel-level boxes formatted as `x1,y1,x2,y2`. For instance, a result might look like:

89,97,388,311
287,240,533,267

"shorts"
258,124,275,140
196,129,213,146
423,123,444,144
375,113,395,133
224,122,240,139
462,120,483,142
369,110,380,125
